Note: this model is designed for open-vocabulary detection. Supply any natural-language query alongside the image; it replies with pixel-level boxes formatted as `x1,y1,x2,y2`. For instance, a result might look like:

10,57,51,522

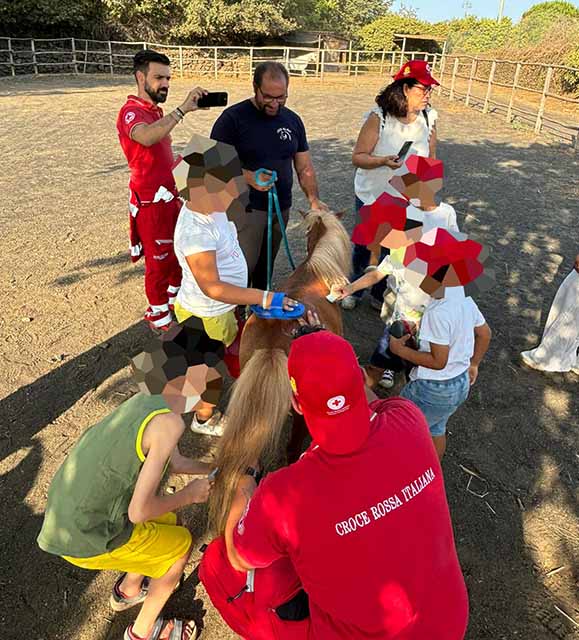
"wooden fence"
437,54,579,149
2,37,579,148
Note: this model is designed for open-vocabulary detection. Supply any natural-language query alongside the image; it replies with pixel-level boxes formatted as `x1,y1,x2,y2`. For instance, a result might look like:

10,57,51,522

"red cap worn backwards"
287,331,371,456
394,60,440,86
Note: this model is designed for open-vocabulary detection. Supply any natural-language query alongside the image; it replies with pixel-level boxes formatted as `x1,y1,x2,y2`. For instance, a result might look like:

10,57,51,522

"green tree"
514,1,579,45
0,0,106,37
357,13,430,50
174,0,295,44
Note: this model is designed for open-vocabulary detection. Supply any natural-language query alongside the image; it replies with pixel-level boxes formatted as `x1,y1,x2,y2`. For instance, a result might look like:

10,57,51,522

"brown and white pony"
209,209,351,535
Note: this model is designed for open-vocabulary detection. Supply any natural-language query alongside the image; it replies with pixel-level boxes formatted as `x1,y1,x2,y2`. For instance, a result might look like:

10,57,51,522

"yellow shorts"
174,303,238,347
63,513,192,579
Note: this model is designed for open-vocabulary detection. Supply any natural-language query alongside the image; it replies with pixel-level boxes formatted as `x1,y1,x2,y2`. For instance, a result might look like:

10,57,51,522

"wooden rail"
1,38,578,148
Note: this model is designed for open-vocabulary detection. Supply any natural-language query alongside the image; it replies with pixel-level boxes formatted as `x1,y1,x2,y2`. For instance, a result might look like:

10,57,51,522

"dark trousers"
229,207,290,290
352,196,387,301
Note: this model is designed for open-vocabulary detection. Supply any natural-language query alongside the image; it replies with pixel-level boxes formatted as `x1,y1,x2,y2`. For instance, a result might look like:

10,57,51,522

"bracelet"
175,106,186,119
171,109,184,123
262,290,269,308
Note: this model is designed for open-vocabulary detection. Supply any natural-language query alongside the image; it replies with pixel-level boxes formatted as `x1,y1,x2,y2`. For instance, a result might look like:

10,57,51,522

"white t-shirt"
174,204,248,317
410,287,486,381
376,202,459,323
422,203,459,234
354,106,438,205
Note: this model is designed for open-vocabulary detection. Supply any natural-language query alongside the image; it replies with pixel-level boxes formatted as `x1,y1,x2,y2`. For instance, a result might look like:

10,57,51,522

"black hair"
375,78,419,119
253,61,289,88
133,50,171,77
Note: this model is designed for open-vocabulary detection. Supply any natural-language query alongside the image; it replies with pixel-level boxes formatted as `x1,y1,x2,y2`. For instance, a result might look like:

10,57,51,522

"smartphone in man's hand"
197,92,228,108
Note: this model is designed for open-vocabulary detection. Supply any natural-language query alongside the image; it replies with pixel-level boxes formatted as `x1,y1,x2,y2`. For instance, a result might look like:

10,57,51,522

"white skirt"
521,269,579,372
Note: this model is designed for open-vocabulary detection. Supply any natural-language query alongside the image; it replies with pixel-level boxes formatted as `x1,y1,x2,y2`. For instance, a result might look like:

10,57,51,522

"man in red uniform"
117,50,207,330
201,326,469,639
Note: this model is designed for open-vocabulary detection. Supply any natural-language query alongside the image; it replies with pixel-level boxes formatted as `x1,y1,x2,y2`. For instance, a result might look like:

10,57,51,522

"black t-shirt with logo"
210,99,309,212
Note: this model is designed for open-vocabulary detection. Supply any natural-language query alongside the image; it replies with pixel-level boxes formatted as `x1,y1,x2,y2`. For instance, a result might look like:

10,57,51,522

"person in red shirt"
200,320,469,639
117,50,208,330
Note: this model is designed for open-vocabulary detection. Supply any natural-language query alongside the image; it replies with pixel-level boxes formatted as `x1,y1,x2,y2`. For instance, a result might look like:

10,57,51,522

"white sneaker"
190,411,226,437
341,295,358,310
378,369,395,389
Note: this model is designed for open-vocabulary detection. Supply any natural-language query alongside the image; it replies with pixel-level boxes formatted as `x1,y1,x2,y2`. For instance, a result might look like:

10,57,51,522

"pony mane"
301,209,351,288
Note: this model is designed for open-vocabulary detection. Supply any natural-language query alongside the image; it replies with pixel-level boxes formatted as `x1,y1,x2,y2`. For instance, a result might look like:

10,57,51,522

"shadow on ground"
2,98,579,640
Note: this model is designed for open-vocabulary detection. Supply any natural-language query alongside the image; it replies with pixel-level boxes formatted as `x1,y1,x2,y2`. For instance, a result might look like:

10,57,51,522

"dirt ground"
1,74,579,640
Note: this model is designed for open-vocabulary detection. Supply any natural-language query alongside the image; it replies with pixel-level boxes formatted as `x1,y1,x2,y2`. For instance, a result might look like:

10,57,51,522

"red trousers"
129,189,181,328
199,537,310,640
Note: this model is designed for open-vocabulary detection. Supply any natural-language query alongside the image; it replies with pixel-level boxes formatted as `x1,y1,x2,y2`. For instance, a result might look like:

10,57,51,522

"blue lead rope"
255,168,296,291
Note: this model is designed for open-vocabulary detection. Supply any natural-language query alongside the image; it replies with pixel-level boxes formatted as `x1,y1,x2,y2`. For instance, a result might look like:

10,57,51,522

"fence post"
178,45,183,78
354,50,360,78
31,39,38,74
249,47,253,79
465,58,477,106
107,40,114,75
8,37,15,76
483,60,496,113
320,48,325,82
71,38,78,74
379,49,386,75
214,47,218,79
143,42,147,50
506,62,521,123
347,41,352,75
535,65,553,134
284,47,290,70
449,57,459,101
431,53,437,74
437,54,447,96
83,39,89,73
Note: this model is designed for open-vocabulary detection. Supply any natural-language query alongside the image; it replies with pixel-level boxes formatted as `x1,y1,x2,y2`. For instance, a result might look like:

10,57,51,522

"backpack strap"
422,108,429,129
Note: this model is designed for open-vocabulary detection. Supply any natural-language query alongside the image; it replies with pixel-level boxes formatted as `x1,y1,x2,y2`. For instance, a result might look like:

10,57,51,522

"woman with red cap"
343,60,440,318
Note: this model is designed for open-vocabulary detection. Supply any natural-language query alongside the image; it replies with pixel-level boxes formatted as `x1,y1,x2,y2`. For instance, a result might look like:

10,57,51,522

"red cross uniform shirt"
233,398,469,639
116,95,176,199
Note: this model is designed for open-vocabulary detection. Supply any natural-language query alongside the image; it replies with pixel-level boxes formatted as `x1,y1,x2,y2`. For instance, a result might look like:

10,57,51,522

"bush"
514,1,579,45
0,0,107,38
447,18,514,53
562,47,579,93
357,13,431,51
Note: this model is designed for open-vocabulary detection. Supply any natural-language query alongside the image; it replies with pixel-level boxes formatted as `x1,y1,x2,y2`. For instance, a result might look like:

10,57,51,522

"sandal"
124,618,197,640
250,292,305,320
110,573,150,611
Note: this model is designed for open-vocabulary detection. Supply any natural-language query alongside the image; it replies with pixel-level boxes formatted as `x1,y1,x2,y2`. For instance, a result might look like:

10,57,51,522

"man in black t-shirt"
211,61,327,289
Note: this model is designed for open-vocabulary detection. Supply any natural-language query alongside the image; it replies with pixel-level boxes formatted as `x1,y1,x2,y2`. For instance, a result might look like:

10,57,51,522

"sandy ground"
1,74,579,640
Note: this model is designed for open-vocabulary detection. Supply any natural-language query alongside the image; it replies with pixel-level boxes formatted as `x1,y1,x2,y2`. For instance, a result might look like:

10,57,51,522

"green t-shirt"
37,394,170,558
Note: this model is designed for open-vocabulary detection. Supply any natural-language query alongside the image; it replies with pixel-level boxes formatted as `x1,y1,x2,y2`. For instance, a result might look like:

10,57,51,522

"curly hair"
375,78,420,119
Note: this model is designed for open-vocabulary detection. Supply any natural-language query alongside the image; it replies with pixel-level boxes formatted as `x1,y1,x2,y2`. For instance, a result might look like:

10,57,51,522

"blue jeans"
351,196,387,301
400,371,470,436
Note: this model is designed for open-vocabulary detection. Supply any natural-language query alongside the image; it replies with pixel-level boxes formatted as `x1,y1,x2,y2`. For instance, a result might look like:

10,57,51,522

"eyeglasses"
257,87,288,103
414,84,433,95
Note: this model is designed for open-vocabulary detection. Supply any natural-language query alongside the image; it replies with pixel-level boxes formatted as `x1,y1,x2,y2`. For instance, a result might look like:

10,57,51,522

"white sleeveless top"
354,106,438,205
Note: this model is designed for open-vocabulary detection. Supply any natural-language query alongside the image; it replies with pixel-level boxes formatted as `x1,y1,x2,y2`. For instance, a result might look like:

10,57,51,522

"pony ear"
334,210,346,220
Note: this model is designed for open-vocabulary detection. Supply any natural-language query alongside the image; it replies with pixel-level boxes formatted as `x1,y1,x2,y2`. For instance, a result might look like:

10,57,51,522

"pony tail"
208,348,292,536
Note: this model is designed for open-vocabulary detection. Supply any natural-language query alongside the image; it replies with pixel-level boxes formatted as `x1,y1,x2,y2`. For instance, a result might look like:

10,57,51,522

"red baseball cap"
404,154,444,181
287,331,371,455
394,60,440,86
